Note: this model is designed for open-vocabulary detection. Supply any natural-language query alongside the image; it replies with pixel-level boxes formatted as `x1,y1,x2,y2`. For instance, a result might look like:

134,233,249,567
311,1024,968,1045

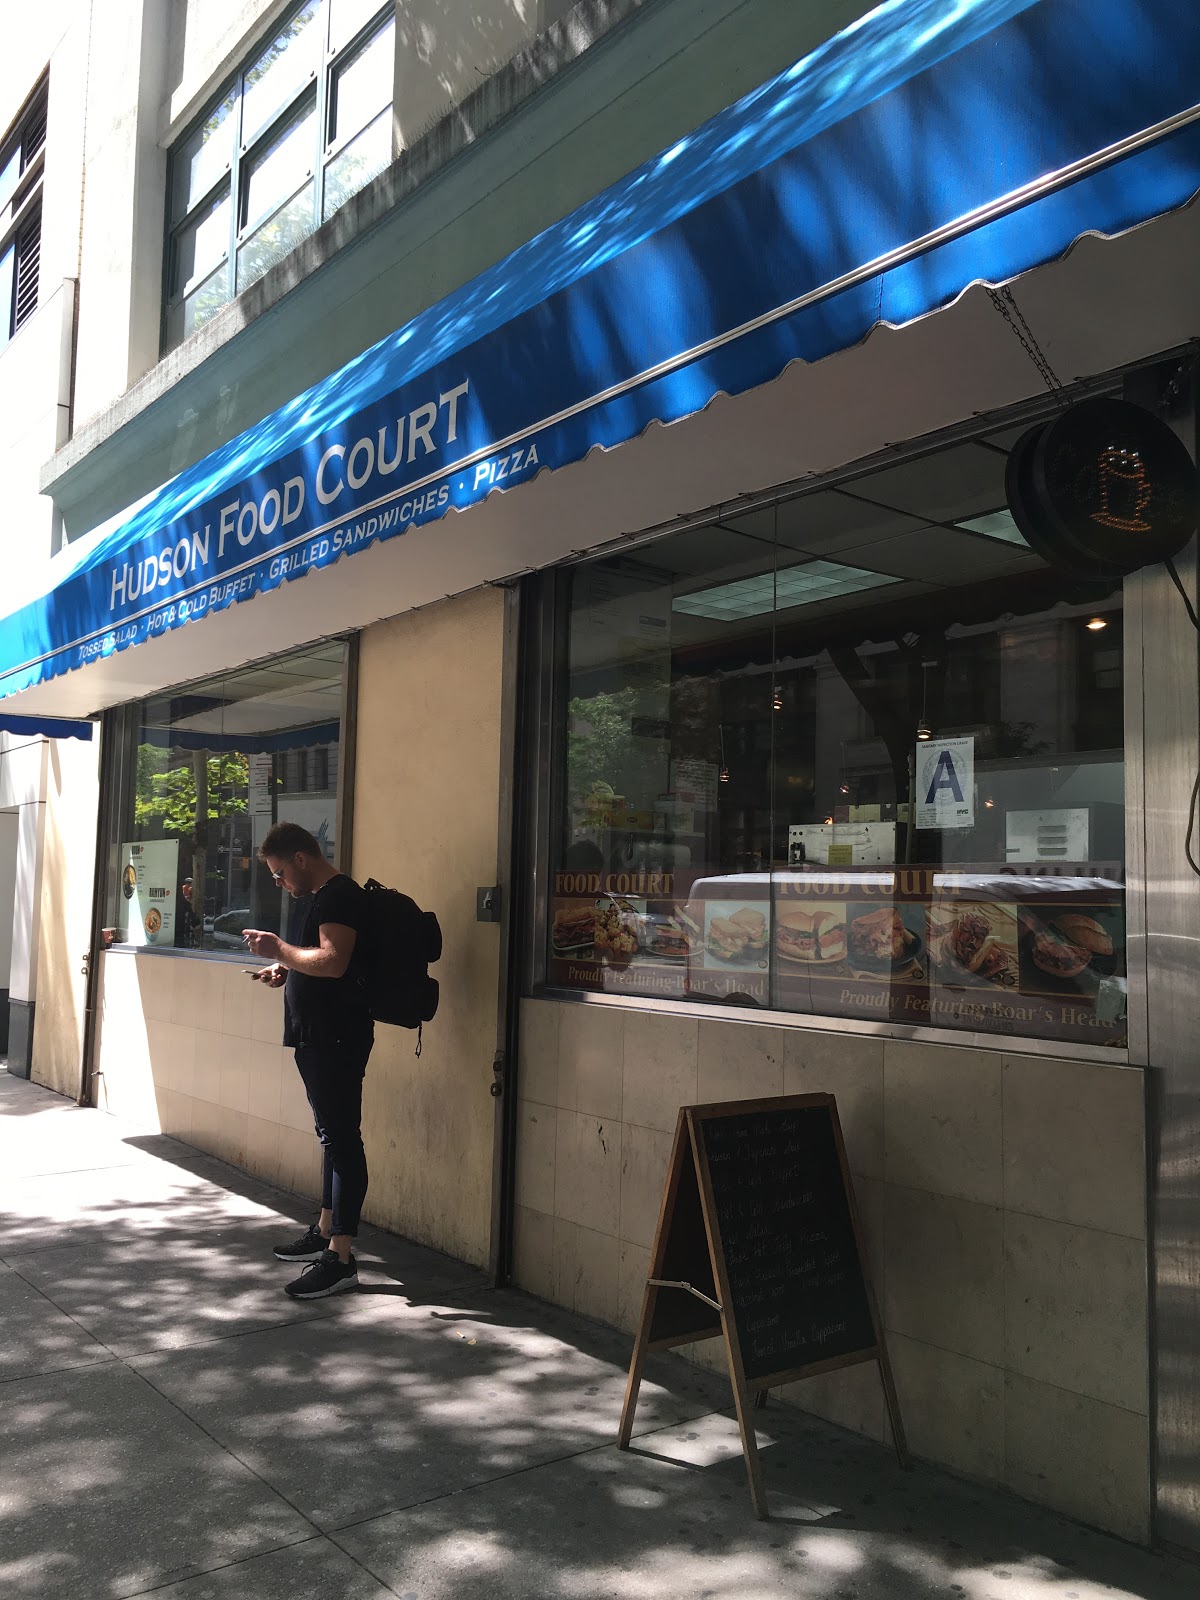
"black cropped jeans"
293,1034,373,1237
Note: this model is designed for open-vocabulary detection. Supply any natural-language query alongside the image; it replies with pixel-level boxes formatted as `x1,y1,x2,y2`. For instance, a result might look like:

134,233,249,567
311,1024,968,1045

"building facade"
2,0,1199,1553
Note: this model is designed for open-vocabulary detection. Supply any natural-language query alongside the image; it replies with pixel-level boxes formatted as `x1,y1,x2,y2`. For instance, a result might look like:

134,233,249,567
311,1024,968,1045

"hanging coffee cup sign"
1006,398,1199,579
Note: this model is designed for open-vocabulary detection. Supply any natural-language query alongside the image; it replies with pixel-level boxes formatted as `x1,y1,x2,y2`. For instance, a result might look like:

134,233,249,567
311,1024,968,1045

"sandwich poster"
546,865,1126,1047
547,878,692,1001
768,870,1125,1046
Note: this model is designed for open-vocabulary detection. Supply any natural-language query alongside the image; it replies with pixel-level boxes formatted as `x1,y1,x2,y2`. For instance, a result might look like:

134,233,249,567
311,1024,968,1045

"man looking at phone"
243,821,373,1299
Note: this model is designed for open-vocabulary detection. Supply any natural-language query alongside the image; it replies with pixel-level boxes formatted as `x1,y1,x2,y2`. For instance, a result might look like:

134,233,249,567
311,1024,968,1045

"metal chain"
986,286,1066,406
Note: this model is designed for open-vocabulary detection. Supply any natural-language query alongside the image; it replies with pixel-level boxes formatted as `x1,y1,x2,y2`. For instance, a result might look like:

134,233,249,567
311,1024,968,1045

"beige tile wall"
515,998,1150,1542
94,951,322,1200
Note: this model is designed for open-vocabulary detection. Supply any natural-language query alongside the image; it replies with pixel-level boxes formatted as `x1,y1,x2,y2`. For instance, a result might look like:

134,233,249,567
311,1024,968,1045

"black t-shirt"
283,874,374,1047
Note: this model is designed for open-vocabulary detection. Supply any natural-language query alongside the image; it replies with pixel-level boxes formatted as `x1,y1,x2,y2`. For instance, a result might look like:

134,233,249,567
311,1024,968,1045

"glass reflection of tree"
567,690,659,804
135,747,249,913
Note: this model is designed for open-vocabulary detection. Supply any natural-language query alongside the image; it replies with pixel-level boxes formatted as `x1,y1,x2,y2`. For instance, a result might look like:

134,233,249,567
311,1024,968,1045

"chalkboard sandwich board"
617,1093,906,1518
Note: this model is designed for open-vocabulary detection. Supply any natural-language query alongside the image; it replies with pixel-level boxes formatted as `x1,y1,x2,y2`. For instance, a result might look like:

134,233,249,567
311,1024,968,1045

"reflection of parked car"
210,909,253,949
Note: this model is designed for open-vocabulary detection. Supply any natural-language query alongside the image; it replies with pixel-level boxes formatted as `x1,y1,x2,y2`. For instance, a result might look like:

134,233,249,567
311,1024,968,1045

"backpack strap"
414,1022,423,1059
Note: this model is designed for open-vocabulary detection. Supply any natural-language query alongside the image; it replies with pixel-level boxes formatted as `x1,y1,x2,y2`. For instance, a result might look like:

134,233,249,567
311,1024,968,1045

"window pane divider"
0,178,43,260
3,145,44,228
237,174,314,250
330,3,394,65
323,97,389,163
171,249,231,310
240,63,320,154
239,83,318,174
170,169,233,236
314,43,331,227
237,85,318,235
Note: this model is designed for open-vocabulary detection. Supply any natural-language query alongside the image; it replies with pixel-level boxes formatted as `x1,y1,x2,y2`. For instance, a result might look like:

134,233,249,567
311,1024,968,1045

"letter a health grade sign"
916,737,975,830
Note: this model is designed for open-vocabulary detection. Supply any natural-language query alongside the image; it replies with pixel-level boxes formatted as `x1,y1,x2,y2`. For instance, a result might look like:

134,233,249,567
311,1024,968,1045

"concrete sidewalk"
1,1065,1195,1600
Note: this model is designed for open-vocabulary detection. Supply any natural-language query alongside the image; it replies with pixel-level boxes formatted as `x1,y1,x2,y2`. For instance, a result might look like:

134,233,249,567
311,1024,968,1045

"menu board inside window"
547,422,1129,1049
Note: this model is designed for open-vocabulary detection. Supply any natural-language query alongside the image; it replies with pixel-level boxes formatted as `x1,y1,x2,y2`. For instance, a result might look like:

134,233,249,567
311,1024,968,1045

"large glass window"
544,419,1127,1049
103,642,346,953
164,1,394,350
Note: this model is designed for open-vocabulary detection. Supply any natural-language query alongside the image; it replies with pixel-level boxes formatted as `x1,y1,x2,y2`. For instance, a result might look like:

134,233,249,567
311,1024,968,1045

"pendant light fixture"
916,660,935,741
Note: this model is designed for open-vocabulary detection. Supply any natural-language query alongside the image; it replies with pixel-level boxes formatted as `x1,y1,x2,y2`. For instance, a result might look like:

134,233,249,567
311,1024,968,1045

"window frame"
0,74,48,348
98,636,356,957
519,384,1135,1061
162,0,394,353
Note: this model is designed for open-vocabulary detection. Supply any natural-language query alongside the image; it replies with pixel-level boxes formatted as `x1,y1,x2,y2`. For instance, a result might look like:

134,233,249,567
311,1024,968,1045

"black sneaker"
273,1223,329,1262
285,1249,358,1300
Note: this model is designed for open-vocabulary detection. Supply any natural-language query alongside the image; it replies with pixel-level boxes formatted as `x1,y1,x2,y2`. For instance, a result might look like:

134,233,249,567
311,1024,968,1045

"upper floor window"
0,76,47,354
164,1,395,352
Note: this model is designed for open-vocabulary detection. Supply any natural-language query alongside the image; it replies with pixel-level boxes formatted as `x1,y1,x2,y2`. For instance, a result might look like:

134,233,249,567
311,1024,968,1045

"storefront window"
102,641,346,952
545,422,1127,1048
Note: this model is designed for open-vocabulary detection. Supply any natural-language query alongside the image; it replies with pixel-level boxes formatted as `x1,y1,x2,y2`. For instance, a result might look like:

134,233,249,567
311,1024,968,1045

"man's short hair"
259,822,323,862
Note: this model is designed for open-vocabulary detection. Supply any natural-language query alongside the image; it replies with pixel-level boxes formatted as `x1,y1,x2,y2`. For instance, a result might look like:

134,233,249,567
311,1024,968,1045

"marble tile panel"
1005,1370,1150,1543
558,1002,624,1120
883,1185,1005,1367
512,1204,556,1304
518,998,561,1108
781,1358,888,1445
622,1011,698,1133
244,1113,282,1187
191,1030,227,1106
514,1099,556,1216
1004,1209,1148,1413
696,1018,784,1105
617,1241,652,1336
884,1039,1002,1204
218,1034,254,1116
247,1044,284,1125
784,1029,884,1179
221,961,260,1041
554,1108,621,1237
890,1333,1004,1482
619,1120,674,1251
570,1222,620,1326
1003,1055,1146,1238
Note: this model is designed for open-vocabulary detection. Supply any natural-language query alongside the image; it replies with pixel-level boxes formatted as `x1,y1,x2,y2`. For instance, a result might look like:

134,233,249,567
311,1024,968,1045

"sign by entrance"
617,1094,906,1517
118,839,179,946
915,735,974,830
1006,398,1199,579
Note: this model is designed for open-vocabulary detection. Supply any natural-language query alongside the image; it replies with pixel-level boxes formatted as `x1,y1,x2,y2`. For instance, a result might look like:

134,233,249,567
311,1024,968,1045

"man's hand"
252,962,286,988
244,929,284,961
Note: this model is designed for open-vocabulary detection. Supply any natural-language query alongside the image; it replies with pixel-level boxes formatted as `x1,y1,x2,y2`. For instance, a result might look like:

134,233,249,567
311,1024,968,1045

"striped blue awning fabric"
1,0,1197,698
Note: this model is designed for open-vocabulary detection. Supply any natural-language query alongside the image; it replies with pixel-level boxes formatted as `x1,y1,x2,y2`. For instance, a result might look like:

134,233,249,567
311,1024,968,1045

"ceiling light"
1087,616,1108,631
673,559,899,622
957,510,1029,547
772,685,783,711
916,720,932,741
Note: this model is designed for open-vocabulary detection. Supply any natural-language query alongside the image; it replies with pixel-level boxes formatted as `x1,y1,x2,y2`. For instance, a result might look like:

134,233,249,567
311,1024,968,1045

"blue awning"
0,714,93,740
2,0,1199,699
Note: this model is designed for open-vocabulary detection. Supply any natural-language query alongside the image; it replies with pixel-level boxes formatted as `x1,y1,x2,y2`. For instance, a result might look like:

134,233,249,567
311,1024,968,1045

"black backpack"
359,878,442,1051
